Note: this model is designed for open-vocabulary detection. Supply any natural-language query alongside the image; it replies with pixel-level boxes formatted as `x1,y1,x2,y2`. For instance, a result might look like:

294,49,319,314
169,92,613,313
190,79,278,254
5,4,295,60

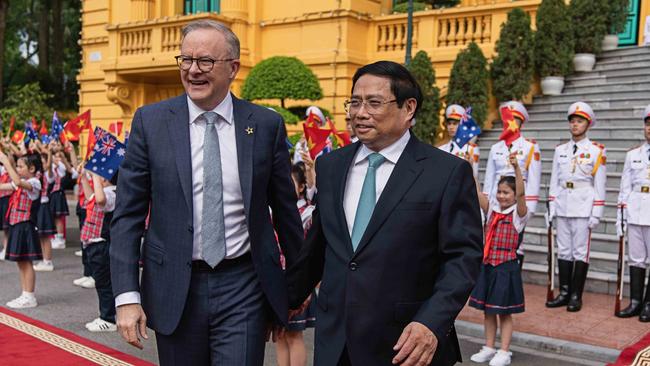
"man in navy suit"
110,20,303,365
289,61,483,365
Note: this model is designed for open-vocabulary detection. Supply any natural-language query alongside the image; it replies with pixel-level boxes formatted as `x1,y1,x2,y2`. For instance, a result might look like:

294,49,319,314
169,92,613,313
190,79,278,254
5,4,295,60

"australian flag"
50,112,64,141
25,120,39,143
454,107,481,149
84,127,126,180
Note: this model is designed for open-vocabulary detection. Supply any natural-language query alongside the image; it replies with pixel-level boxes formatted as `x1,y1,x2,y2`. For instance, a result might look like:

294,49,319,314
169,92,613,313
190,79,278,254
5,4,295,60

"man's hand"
116,304,148,349
392,322,438,365
588,216,600,229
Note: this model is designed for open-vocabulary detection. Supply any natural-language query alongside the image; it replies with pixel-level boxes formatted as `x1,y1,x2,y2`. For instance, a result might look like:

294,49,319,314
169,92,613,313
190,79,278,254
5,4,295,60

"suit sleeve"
287,161,327,309
412,161,483,343
267,117,304,269
110,108,151,298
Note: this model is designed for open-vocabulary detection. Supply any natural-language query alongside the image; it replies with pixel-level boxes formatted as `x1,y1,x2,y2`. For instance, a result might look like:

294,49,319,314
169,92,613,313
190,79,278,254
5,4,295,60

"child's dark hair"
21,152,43,175
291,163,307,198
109,170,119,186
497,176,516,194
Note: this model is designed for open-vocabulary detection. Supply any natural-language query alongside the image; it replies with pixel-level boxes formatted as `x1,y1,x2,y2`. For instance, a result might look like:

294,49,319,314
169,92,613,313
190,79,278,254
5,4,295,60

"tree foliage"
393,2,428,13
606,0,630,34
0,82,53,130
534,0,574,77
407,50,440,145
570,0,608,54
257,104,300,124
491,8,535,103
447,42,489,128
241,56,323,108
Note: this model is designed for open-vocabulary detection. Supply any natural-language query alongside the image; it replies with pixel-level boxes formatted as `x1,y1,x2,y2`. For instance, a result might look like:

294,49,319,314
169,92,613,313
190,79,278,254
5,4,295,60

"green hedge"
570,0,608,54
446,42,489,128
534,0,574,77
257,104,301,124
407,50,441,145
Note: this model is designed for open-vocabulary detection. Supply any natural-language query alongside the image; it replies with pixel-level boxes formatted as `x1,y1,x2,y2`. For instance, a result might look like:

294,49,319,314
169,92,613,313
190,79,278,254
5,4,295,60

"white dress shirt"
343,130,410,236
115,93,251,307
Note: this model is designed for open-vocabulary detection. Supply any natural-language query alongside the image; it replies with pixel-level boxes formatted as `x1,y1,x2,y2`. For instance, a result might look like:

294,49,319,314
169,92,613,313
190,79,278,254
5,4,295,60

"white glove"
588,216,600,229
616,221,624,237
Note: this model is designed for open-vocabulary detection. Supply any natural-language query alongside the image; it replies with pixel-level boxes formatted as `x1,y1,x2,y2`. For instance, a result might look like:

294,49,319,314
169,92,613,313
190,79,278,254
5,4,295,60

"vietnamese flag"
108,121,124,139
64,109,92,141
39,119,48,136
498,106,521,148
85,127,97,160
11,130,25,144
327,119,351,147
303,122,331,159
9,116,15,133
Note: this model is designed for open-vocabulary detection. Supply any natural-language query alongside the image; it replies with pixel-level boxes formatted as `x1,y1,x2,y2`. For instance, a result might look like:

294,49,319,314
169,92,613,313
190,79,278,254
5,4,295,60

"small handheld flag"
498,106,521,148
84,127,126,180
454,107,481,148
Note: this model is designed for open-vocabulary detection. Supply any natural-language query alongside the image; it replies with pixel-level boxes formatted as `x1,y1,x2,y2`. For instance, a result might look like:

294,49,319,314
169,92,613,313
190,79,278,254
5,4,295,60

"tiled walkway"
458,283,649,350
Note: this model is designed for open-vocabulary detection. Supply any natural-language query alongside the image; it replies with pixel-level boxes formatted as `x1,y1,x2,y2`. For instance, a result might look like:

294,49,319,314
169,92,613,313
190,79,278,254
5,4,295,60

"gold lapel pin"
245,126,254,135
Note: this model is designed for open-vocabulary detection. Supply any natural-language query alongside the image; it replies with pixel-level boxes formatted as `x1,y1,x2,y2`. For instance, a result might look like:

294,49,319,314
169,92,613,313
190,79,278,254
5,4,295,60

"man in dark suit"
289,61,483,366
110,20,303,365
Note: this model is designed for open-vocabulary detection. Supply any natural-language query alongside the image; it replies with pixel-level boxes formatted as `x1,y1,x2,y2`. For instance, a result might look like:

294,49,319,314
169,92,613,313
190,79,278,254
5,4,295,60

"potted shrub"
534,0,574,95
491,8,535,104
569,0,608,71
602,0,630,51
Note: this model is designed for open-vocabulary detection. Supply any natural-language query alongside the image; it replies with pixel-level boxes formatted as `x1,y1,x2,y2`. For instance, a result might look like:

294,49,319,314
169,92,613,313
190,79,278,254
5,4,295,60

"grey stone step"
528,104,648,117
563,81,650,94
522,262,625,296
587,64,650,78
533,89,650,104
523,241,618,274
594,59,650,71
595,51,650,63
597,46,650,58
566,73,650,87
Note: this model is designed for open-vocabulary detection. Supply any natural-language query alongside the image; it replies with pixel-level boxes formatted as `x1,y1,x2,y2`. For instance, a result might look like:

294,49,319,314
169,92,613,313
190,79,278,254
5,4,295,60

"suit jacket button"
349,262,358,271
187,261,192,268
188,226,194,233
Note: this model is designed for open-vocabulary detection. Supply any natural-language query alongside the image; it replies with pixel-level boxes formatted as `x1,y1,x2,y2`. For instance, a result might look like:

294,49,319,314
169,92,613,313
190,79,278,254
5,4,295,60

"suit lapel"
232,95,255,220
352,136,424,257
334,142,360,258
166,94,193,214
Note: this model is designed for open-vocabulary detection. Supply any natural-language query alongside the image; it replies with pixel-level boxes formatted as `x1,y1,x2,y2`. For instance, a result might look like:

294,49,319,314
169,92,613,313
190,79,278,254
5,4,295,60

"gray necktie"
201,111,226,268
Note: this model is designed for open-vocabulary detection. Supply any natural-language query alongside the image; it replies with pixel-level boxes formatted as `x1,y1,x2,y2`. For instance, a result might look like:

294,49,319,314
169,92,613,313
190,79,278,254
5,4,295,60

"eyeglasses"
175,55,236,72
344,98,397,115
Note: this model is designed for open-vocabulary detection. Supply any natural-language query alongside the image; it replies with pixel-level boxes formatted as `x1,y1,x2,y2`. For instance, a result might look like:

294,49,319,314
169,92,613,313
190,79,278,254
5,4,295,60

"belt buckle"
566,182,574,189
642,186,649,193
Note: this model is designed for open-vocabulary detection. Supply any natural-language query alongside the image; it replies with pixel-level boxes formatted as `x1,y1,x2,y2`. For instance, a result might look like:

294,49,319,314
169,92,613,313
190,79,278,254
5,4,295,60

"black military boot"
616,267,645,318
546,259,573,308
567,261,589,312
639,270,650,322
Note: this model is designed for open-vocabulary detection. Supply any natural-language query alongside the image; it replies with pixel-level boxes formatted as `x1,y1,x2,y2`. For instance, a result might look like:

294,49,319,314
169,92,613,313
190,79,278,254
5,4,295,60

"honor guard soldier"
547,102,606,312
483,101,542,263
615,104,650,322
438,104,480,178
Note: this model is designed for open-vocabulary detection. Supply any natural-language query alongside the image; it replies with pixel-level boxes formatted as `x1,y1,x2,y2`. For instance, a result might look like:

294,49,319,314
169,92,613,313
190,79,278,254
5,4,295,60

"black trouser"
86,240,115,323
77,205,92,277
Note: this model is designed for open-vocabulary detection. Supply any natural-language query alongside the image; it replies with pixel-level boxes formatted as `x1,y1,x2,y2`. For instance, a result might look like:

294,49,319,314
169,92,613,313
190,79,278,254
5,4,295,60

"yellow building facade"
79,0,650,134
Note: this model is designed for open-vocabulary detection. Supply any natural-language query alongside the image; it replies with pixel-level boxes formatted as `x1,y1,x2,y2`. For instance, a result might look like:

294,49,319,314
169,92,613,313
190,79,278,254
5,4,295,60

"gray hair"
181,20,240,59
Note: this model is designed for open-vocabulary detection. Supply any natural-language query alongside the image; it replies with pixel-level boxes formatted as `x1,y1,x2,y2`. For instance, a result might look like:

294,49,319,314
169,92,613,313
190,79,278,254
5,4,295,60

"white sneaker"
33,261,54,272
85,318,117,332
74,250,82,257
80,277,96,289
51,238,66,249
471,346,497,363
6,295,38,309
488,350,512,366
73,276,91,286
0,248,5,261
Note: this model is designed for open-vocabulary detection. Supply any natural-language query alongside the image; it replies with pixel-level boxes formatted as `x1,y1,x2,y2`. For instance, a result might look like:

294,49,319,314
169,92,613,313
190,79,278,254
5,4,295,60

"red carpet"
609,331,650,366
0,306,153,365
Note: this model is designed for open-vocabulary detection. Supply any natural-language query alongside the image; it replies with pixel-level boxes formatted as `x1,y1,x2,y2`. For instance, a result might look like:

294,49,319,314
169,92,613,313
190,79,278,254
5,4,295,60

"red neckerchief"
6,187,24,220
483,210,510,262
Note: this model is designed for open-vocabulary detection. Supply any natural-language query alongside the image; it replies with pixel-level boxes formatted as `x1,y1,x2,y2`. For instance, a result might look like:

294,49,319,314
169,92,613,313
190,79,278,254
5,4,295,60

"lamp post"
405,0,414,65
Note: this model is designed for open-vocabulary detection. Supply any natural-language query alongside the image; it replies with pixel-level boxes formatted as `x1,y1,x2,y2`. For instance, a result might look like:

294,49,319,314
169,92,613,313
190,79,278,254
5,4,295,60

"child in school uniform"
276,162,316,366
0,151,43,309
73,166,95,289
469,153,527,366
79,170,118,332
33,149,56,271
48,149,73,249
0,164,12,259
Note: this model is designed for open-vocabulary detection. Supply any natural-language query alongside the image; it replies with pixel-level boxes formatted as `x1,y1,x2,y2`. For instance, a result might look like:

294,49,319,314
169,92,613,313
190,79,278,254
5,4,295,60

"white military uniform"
483,101,541,216
618,142,650,268
549,103,607,262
